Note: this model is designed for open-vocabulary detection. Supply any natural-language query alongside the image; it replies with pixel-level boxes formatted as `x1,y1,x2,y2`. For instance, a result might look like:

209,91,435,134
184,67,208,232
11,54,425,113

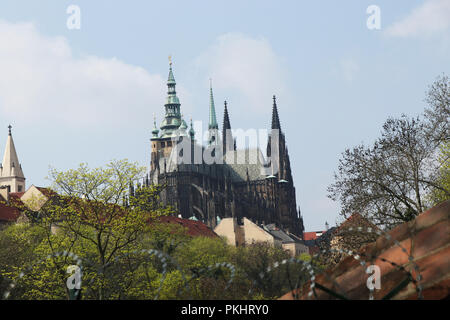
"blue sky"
0,0,449,230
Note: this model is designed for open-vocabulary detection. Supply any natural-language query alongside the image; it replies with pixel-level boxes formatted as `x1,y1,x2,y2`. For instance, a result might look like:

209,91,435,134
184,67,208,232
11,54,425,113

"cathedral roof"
224,149,267,182
159,145,268,182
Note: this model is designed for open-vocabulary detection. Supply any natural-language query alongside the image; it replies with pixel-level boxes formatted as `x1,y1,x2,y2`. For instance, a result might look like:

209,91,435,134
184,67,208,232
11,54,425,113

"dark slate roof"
263,224,297,244
315,227,337,245
269,229,295,243
224,149,267,182
161,145,269,183
302,227,336,247
303,239,319,247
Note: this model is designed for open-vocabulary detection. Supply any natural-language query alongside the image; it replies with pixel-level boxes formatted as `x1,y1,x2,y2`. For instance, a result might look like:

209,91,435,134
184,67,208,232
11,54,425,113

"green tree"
424,74,449,143
328,75,449,229
0,224,46,298
16,159,173,299
428,142,450,205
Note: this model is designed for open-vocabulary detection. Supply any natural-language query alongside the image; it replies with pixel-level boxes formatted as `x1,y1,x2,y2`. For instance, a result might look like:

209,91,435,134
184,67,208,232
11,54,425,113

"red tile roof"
35,187,57,199
0,202,20,222
1,187,218,239
9,192,25,207
157,216,217,238
334,212,379,234
303,231,325,241
10,192,25,198
280,200,450,300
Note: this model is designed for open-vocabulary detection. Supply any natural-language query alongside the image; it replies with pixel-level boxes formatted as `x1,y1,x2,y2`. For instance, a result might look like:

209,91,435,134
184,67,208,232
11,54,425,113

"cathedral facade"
145,62,304,237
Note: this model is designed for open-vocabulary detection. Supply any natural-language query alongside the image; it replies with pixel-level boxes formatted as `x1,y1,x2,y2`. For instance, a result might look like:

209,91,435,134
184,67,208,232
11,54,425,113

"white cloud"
385,0,450,38
193,33,287,113
0,20,168,128
0,24,285,132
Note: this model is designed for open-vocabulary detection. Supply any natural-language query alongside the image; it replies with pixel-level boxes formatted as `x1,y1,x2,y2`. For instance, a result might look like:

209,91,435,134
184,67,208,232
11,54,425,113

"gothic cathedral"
142,61,304,237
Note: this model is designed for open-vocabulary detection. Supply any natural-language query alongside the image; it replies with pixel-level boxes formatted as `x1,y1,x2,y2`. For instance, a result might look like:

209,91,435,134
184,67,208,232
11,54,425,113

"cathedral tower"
150,58,190,173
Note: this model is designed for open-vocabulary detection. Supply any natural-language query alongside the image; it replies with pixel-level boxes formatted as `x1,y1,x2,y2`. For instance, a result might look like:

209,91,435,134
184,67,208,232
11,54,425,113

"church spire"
0,125,25,192
152,113,159,138
159,57,182,138
208,79,218,130
223,100,231,132
207,79,219,146
271,95,281,132
222,100,233,154
189,117,195,139
168,55,176,85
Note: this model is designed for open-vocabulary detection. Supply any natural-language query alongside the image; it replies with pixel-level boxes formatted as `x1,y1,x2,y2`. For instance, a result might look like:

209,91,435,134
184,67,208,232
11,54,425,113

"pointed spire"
271,95,281,131
152,113,159,138
167,55,176,85
189,117,195,139
1,125,25,192
160,57,182,138
207,79,219,146
208,79,218,130
166,57,178,95
223,100,231,131
222,100,232,154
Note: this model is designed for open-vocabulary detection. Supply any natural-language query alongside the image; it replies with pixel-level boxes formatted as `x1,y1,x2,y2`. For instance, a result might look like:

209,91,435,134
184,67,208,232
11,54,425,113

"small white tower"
0,125,26,193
